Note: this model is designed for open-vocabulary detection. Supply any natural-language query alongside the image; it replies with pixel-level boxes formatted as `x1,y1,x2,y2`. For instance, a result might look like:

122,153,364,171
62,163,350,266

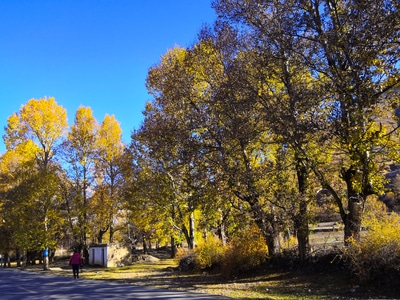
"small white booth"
89,244,108,267
89,243,131,268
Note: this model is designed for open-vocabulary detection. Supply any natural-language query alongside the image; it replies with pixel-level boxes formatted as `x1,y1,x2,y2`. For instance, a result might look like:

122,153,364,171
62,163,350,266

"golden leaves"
97,114,124,162
21,97,68,148
4,97,68,164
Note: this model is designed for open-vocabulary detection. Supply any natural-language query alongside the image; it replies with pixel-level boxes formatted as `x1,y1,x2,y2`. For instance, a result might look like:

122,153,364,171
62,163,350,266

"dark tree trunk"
170,204,177,258
344,193,364,242
265,221,282,256
142,235,148,254
189,212,195,249
248,200,281,256
26,251,37,265
16,248,22,267
294,158,310,262
97,226,109,244
181,224,193,249
218,209,229,247
217,221,227,247
109,224,114,244
294,203,309,262
2,253,10,268
170,235,176,258
342,167,366,243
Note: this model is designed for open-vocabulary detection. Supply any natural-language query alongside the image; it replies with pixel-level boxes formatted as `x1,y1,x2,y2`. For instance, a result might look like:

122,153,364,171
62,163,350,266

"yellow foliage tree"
94,114,125,243
62,106,98,252
2,97,67,270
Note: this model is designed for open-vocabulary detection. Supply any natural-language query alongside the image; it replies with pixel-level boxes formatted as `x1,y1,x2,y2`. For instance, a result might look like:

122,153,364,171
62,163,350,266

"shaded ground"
18,248,400,299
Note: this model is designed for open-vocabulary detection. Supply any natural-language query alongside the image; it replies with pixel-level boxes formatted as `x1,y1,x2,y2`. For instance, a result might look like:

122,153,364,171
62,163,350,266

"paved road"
0,268,232,299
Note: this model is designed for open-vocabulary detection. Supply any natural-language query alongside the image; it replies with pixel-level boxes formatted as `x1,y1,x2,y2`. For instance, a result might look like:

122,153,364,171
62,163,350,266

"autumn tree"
61,106,98,254
142,36,291,256
141,46,213,250
189,30,296,256
301,0,400,241
213,0,400,243
2,97,68,269
211,3,325,260
94,114,125,243
125,139,179,255
132,117,202,251
0,144,37,266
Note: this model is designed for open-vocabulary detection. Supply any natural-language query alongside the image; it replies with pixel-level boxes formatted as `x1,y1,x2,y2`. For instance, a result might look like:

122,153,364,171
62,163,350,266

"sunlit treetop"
3,97,68,165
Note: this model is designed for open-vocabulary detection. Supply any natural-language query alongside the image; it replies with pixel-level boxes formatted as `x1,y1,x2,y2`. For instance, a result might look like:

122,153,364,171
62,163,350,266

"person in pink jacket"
69,250,83,279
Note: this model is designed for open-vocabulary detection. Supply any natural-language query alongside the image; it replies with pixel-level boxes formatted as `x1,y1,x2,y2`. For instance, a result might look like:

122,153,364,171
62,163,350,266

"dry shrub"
176,238,225,271
177,227,268,275
281,234,298,252
220,225,268,277
175,247,196,271
343,199,400,283
193,235,224,270
175,246,190,259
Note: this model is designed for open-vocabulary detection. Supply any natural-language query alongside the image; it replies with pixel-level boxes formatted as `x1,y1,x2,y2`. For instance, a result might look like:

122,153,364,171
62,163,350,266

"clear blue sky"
0,0,216,154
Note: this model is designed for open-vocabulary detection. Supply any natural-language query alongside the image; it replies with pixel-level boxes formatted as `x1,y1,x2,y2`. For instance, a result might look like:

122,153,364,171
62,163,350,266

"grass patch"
82,259,179,280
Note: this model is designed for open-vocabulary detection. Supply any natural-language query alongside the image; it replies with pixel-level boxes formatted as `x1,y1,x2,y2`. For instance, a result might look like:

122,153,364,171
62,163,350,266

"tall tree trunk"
344,193,364,242
109,224,114,243
218,209,230,246
83,169,88,246
142,234,148,254
295,200,309,262
218,220,227,247
342,168,366,242
189,212,195,249
170,204,177,258
264,220,281,256
237,140,281,256
181,224,193,249
170,235,176,258
2,253,10,268
16,248,21,267
294,158,310,262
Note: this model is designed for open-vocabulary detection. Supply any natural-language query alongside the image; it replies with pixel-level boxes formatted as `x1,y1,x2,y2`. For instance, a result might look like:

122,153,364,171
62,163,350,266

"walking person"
69,250,83,279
